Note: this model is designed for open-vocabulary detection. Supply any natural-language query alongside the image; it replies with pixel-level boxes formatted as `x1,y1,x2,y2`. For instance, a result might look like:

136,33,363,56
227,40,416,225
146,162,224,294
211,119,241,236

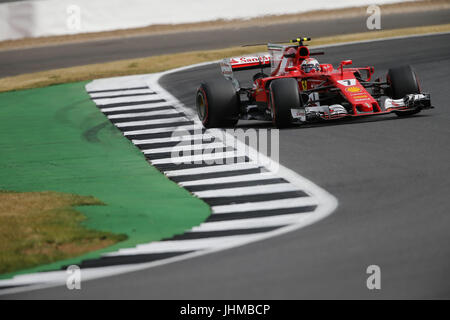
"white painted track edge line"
132,133,214,145
123,125,199,136
163,161,261,176
105,234,258,256
101,102,172,112
115,116,189,128
89,89,155,98
211,197,320,214
150,151,247,165
190,212,313,232
193,183,300,198
179,172,278,186
107,108,180,119
142,142,227,155
93,94,160,105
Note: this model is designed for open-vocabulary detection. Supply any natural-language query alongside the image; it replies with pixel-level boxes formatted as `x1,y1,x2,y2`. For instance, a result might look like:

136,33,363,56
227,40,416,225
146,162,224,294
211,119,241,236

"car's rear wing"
221,54,271,76
228,54,271,71
221,54,271,89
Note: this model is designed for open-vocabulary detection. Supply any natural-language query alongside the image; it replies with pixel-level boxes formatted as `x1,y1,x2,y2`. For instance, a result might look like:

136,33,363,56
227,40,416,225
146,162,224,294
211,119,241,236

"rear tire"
270,78,300,128
196,79,240,128
387,65,421,117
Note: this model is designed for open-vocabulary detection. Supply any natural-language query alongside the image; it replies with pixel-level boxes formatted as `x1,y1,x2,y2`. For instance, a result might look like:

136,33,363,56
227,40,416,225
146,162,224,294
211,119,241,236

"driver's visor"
302,64,319,73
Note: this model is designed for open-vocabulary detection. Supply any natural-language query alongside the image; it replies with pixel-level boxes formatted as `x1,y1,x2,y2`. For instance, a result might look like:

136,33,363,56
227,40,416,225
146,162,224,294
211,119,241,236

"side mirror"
339,60,353,74
340,60,353,66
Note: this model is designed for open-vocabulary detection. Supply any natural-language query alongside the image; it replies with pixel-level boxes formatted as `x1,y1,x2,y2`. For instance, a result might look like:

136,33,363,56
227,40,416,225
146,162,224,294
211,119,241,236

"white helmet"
301,58,320,73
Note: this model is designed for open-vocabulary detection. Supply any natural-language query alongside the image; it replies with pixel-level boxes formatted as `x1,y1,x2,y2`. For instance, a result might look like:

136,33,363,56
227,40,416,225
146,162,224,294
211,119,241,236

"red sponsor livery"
229,55,271,70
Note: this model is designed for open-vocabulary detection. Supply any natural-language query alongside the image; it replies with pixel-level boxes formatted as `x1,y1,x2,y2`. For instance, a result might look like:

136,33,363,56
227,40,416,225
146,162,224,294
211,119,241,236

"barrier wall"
0,0,411,41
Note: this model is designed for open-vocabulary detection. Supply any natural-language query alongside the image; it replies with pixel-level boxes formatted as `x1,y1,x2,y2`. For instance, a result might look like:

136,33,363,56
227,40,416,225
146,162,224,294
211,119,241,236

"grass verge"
0,191,127,274
0,23,449,93
0,82,210,279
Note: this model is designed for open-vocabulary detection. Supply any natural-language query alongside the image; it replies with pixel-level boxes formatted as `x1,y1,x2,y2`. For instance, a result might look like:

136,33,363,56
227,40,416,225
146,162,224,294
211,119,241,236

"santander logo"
231,55,271,65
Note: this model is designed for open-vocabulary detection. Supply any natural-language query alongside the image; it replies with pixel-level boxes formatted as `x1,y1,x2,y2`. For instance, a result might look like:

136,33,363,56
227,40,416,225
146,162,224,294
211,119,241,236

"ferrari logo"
301,79,308,91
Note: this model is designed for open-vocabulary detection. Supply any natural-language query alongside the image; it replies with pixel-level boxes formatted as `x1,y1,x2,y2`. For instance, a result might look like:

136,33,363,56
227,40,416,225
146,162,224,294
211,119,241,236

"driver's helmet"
301,58,320,73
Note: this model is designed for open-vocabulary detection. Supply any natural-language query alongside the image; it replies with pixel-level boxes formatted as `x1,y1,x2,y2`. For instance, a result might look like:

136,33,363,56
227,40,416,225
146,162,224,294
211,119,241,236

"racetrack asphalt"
1,9,450,77
5,33,450,299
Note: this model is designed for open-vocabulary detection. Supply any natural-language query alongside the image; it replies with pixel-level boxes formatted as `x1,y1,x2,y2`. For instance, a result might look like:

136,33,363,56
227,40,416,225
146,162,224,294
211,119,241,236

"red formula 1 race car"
196,37,433,128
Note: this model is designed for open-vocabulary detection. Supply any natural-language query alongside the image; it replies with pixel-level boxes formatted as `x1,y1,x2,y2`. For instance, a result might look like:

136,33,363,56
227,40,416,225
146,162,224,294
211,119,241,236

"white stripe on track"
104,234,259,256
101,101,172,113
164,162,261,176
150,151,246,165
115,116,188,128
212,197,318,214
143,142,227,155
190,212,314,232
132,133,214,145
194,183,300,198
123,125,199,136
89,89,155,98
93,94,159,105
85,74,150,91
179,172,278,186
107,108,180,119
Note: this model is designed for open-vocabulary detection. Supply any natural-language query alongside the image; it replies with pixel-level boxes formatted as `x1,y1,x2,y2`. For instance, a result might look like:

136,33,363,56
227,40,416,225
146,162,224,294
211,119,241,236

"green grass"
0,82,210,279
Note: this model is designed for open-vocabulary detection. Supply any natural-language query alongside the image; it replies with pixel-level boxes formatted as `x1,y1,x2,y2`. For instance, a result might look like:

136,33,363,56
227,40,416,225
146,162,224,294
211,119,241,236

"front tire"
387,65,421,117
270,78,300,128
196,79,240,128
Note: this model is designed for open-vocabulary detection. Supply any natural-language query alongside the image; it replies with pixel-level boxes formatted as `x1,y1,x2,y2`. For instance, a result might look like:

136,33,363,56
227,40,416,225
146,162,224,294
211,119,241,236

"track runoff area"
1,31,447,296
0,64,337,294
0,51,341,295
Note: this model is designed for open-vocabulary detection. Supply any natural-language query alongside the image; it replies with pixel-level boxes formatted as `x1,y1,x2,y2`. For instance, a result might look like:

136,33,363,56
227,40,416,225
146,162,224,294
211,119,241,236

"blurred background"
1,0,449,77
0,0,420,40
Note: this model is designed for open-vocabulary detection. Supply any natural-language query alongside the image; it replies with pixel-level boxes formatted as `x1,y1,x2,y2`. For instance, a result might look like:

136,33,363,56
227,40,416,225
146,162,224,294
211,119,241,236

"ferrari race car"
195,37,433,128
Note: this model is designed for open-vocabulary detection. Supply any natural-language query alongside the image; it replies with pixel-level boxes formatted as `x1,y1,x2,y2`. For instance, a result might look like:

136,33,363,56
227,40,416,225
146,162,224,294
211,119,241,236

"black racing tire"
269,78,300,128
196,79,240,128
387,65,421,117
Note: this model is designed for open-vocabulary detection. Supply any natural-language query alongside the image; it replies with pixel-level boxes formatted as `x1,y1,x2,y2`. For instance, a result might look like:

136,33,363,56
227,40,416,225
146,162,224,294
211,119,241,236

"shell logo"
346,86,361,93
